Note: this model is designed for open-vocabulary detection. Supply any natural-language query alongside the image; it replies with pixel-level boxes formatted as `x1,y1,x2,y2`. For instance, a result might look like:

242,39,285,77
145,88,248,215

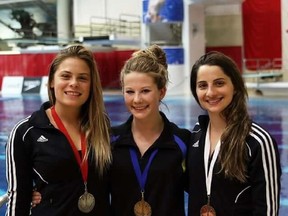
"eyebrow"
196,80,206,84
60,71,90,75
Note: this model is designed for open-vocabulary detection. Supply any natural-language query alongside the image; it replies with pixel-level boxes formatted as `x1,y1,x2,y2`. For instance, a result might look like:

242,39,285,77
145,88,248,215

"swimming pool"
0,94,287,215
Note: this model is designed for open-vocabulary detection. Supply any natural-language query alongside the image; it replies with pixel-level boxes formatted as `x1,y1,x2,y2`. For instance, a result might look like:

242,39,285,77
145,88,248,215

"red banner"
242,0,281,61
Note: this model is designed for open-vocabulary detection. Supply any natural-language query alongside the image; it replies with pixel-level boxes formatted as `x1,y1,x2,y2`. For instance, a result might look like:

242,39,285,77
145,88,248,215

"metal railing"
74,14,141,39
242,58,284,92
243,58,282,70
2,13,141,48
242,58,283,78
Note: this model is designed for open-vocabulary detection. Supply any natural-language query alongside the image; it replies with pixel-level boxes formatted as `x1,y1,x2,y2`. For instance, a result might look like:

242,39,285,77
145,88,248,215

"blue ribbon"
129,148,158,191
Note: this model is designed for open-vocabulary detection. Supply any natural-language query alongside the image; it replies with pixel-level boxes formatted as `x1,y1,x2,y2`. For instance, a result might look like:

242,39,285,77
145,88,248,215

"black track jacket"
109,112,191,216
187,115,281,216
5,102,110,216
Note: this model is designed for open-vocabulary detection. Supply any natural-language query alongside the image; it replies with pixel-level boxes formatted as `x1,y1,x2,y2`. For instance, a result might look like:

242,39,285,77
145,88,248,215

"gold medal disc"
134,200,152,216
200,204,216,216
78,191,95,213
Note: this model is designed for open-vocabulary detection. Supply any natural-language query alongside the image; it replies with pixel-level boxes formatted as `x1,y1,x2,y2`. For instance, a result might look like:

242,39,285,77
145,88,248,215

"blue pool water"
0,94,287,215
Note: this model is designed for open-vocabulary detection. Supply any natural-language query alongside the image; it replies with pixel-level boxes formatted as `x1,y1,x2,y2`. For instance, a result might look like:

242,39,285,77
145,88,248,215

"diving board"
245,82,288,96
242,70,283,79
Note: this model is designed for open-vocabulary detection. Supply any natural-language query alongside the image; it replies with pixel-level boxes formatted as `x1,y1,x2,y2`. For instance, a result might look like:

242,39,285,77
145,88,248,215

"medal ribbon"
204,123,221,201
129,148,158,192
51,106,88,183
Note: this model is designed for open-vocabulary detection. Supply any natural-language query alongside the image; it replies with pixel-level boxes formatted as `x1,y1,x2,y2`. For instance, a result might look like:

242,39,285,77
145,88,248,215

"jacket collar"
29,101,53,128
198,115,210,131
112,111,177,151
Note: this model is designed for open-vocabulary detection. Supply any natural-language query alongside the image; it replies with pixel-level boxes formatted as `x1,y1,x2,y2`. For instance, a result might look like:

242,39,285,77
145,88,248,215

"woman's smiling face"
196,65,234,115
122,71,166,120
50,57,91,109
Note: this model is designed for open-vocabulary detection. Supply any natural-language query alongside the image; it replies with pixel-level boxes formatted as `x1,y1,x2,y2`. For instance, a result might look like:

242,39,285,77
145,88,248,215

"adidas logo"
37,135,48,142
192,141,199,147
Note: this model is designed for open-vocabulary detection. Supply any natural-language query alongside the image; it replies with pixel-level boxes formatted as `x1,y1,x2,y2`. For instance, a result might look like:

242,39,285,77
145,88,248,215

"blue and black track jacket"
109,112,191,216
5,102,110,216
187,115,282,216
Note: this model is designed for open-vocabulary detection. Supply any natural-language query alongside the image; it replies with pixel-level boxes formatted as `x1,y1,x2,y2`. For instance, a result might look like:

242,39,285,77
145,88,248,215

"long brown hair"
47,44,111,175
190,51,252,182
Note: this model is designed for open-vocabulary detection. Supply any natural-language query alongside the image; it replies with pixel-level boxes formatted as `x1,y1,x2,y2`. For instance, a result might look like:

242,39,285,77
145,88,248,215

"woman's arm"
6,119,33,215
249,123,282,216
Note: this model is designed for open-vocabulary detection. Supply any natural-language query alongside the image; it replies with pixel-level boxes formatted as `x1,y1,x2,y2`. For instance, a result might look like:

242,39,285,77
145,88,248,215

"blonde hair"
120,44,169,89
47,44,111,175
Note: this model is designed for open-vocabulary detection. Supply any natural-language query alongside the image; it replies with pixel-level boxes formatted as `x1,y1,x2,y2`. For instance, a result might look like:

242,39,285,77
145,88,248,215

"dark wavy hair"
190,51,252,182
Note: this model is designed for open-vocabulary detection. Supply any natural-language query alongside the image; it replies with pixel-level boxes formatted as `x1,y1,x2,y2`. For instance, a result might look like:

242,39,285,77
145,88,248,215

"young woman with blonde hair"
6,44,111,215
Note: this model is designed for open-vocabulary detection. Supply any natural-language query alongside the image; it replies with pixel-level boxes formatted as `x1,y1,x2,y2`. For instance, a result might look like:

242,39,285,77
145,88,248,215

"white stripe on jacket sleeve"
5,117,30,216
250,122,280,216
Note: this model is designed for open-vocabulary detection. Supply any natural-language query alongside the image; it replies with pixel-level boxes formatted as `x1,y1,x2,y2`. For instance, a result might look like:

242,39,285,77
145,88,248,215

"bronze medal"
200,204,216,216
134,199,152,216
78,191,95,213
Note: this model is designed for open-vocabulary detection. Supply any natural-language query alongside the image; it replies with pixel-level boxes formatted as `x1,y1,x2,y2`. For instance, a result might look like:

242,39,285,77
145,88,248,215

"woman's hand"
31,191,42,207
